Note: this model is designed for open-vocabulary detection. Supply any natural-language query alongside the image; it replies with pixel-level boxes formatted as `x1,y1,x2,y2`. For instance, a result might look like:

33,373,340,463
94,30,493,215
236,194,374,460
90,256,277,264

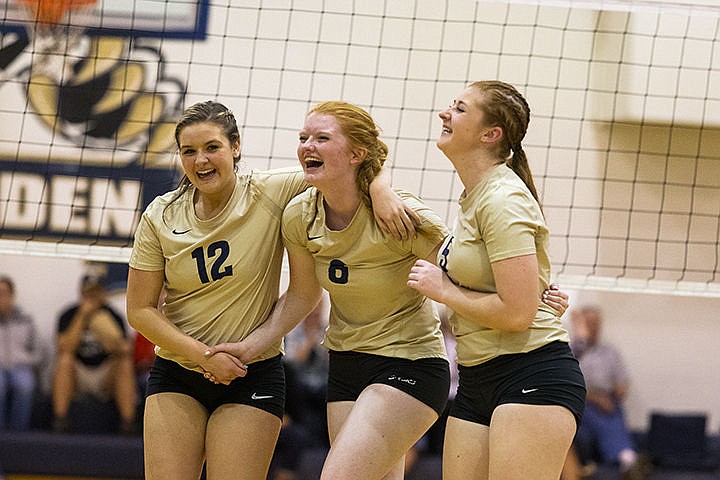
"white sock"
619,449,637,471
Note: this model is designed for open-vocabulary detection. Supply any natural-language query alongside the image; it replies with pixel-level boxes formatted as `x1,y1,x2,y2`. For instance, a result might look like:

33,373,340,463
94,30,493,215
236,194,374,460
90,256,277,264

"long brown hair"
307,101,388,209
469,81,541,206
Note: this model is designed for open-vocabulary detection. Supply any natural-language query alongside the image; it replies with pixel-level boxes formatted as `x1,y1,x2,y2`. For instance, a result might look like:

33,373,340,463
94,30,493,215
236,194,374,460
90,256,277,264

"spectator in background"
52,273,138,435
268,292,332,480
420,302,459,458
569,305,650,480
133,331,155,396
0,275,41,431
282,290,330,444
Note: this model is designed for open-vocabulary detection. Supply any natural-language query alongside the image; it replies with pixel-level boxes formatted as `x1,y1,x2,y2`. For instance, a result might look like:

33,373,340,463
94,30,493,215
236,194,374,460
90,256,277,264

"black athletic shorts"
450,341,586,427
146,355,285,420
327,350,451,416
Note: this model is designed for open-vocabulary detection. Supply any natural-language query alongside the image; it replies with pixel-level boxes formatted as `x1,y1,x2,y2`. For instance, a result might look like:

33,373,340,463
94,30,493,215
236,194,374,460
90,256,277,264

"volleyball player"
407,81,586,480
125,100,413,480
206,101,571,480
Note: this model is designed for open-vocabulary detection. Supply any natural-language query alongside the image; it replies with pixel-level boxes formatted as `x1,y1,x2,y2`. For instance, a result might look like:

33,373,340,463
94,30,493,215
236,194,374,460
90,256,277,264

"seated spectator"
561,444,596,480
133,330,155,395
0,275,41,431
282,291,330,444
51,272,138,435
404,302,458,477
419,302,459,457
269,293,331,480
569,305,651,480
133,287,164,401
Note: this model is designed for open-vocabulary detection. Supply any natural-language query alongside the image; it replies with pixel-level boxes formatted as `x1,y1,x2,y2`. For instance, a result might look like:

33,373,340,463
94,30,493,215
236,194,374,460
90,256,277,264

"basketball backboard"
0,0,209,38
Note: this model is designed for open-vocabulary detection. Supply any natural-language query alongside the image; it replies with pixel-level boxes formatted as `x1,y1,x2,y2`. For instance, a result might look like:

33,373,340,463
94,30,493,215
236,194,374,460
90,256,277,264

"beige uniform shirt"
129,168,307,371
440,164,569,367
282,188,449,360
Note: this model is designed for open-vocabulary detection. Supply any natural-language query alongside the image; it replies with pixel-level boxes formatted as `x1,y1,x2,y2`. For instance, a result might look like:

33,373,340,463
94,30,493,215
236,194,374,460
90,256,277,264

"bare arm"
56,294,103,354
408,254,539,332
422,242,443,263
369,166,420,241
419,242,568,318
206,246,324,364
125,267,246,384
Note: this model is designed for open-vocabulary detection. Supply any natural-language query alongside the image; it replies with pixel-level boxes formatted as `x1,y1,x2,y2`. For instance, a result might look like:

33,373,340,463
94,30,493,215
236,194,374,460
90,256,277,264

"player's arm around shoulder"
394,190,449,261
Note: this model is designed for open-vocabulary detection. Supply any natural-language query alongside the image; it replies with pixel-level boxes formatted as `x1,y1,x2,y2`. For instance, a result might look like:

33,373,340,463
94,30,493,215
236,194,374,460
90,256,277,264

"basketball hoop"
14,0,97,26
10,0,97,78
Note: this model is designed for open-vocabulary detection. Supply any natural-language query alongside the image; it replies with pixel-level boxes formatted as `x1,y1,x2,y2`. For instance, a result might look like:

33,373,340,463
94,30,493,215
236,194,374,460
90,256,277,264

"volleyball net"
0,0,718,296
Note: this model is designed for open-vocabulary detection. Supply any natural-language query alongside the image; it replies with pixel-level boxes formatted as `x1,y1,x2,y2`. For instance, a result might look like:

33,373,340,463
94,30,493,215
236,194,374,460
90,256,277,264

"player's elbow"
126,305,151,332
501,309,536,332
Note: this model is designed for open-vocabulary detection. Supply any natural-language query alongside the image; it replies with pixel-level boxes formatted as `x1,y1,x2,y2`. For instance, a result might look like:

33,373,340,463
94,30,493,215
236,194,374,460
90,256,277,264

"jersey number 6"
328,259,349,284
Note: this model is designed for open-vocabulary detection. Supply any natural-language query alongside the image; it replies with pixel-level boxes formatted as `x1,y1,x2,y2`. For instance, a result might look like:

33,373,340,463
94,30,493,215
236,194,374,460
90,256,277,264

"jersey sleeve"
479,188,540,263
281,192,311,255
397,191,449,260
129,203,165,271
253,167,309,215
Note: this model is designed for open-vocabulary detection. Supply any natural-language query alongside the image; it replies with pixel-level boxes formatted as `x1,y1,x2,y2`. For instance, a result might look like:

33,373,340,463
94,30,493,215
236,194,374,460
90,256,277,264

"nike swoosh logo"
521,388,539,394
172,228,192,235
307,235,323,240
251,393,273,400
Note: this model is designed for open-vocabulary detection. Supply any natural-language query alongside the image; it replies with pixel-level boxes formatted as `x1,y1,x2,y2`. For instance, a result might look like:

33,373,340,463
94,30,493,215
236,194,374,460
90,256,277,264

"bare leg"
52,351,77,419
443,416,490,480
561,445,582,480
488,404,576,480
205,403,282,480
109,349,138,424
325,400,407,480
321,384,438,480
144,392,208,480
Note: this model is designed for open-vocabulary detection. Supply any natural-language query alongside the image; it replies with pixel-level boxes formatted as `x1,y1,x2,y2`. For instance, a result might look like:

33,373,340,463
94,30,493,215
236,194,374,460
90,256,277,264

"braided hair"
469,81,541,207
308,101,388,209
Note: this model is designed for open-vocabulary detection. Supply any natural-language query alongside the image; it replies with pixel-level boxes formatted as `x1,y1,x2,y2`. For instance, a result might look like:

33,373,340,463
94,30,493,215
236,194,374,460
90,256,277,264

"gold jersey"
439,164,569,366
129,168,307,371
282,188,449,361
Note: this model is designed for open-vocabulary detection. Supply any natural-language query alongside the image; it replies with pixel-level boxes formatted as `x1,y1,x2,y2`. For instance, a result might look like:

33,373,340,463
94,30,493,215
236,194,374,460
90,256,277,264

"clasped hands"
200,343,250,385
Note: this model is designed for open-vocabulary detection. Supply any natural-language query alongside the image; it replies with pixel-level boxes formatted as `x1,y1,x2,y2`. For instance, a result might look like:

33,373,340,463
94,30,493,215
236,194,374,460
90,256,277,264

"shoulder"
142,186,188,222
395,189,425,209
496,166,537,204
395,190,441,219
282,187,318,226
284,187,316,211
248,166,304,188
247,167,308,211
394,189,449,237
476,167,540,220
